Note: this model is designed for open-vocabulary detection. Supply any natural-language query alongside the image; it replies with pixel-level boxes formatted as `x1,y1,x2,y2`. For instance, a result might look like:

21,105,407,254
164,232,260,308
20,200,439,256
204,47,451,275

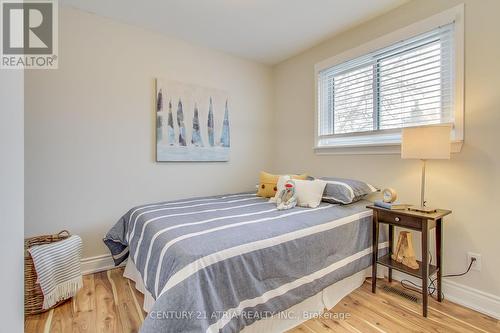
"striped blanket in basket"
28,235,83,309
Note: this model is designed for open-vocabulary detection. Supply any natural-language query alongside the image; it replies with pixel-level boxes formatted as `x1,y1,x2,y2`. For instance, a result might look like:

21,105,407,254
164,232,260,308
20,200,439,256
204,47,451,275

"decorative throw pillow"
257,172,309,198
293,179,327,208
319,177,378,204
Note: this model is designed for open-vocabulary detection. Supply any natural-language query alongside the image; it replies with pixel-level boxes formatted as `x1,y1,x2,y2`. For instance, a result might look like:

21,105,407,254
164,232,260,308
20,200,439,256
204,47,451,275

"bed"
104,192,387,333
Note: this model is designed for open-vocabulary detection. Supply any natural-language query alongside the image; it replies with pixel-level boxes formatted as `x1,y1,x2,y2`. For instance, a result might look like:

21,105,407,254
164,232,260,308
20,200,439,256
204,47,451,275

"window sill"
313,140,463,155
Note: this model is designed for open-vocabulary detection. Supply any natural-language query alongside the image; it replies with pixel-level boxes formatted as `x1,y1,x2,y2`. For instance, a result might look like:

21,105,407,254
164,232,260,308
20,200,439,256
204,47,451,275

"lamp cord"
400,252,476,300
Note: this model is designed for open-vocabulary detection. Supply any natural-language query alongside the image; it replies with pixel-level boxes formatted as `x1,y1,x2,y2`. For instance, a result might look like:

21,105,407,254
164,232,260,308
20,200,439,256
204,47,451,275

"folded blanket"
28,235,83,309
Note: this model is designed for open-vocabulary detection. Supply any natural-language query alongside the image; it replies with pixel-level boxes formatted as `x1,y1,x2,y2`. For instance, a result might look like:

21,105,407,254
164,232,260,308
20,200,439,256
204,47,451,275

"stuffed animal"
276,180,297,210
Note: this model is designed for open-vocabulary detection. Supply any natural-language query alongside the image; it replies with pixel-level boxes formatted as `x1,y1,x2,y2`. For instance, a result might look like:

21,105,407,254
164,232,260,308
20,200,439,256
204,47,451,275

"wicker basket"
24,230,71,315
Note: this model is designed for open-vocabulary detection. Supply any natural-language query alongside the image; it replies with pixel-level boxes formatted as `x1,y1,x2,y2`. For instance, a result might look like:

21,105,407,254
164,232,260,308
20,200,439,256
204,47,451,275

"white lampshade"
401,125,451,160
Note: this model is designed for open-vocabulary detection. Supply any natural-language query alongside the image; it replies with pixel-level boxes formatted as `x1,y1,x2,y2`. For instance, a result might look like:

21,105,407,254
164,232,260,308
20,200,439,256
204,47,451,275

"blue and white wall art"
155,79,230,161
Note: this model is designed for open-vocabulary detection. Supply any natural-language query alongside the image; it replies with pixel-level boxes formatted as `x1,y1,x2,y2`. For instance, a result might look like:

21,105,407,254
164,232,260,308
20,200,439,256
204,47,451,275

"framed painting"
155,79,230,162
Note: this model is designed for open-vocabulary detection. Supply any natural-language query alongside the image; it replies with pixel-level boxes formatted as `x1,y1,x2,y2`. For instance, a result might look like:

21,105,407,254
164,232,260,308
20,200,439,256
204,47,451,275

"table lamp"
401,125,451,213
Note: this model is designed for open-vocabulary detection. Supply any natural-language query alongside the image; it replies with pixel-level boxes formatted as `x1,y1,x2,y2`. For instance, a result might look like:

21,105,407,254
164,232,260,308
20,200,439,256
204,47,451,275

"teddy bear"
276,180,297,210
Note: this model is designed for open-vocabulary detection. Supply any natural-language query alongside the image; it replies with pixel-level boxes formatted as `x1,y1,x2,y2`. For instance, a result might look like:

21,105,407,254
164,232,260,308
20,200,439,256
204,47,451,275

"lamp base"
408,205,437,214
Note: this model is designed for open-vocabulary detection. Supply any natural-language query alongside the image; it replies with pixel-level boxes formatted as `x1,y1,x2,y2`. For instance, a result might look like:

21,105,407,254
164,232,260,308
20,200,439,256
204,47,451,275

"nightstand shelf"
376,253,438,279
367,205,451,318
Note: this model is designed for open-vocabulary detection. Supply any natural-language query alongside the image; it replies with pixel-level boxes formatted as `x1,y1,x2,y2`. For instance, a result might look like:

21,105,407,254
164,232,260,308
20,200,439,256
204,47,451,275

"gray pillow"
319,177,378,204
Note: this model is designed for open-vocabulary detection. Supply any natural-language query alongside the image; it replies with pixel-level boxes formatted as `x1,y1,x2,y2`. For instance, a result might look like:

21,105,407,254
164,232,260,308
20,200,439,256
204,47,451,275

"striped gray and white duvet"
103,193,386,333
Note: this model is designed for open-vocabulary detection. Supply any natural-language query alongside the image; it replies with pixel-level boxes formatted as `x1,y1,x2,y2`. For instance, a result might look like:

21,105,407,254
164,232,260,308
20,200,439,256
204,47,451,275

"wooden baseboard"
443,279,500,320
80,254,125,275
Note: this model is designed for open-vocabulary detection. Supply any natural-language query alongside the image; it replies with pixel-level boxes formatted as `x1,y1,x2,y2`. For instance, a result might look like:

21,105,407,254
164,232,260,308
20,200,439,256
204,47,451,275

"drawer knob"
394,217,400,222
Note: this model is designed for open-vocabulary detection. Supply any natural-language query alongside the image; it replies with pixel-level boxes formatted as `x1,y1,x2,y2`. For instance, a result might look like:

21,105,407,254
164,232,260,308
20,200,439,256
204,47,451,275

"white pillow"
269,175,291,203
294,179,327,208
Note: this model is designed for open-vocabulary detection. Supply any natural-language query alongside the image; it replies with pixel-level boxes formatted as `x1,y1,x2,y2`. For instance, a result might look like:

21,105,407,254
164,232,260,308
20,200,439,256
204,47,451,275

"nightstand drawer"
377,210,422,229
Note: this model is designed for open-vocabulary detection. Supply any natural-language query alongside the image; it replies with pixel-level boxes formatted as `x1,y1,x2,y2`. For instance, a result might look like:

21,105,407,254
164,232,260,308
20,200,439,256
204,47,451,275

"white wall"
25,7,274,258
273,0,500,301
0,70,24,331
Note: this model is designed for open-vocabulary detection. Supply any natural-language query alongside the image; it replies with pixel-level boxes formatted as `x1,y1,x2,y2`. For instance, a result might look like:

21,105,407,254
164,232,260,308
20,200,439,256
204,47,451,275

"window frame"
314,4,464,155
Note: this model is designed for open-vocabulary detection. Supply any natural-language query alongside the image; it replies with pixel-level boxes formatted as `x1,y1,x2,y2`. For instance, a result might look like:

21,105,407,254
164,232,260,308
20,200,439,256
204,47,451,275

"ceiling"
60,0,408,65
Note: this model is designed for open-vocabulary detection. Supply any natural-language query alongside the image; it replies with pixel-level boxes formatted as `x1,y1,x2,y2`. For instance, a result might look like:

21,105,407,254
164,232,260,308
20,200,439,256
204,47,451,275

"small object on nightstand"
382,188,398,203
374,200,411,210
392,231,419,269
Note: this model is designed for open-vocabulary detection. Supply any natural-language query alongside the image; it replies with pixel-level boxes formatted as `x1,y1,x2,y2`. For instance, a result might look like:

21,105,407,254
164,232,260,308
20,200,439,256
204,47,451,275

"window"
315,6,463,153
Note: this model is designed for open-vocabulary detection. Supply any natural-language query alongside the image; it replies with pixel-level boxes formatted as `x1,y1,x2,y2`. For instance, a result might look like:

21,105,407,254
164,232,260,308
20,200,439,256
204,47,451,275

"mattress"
104,192,387,332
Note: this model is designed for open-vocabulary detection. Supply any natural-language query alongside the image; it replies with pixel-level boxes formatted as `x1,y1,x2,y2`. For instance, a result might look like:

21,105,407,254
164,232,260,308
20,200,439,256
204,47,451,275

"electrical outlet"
467,252,482,271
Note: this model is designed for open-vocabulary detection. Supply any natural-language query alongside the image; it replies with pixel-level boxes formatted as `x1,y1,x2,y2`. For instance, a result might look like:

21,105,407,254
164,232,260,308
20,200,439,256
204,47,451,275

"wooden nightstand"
367,205,452,317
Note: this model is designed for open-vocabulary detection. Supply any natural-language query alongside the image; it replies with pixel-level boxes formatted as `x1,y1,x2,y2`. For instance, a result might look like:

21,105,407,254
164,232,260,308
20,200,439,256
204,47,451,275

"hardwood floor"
25,268,499,333
288,280,499,333
25,268,146,333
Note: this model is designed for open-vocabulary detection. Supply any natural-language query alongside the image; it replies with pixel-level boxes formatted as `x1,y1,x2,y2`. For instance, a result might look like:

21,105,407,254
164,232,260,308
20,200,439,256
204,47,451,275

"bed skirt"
123,259,381,333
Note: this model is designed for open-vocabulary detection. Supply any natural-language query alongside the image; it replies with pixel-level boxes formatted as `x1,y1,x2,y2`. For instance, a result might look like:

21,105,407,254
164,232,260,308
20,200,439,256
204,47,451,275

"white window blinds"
318,23,454,137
